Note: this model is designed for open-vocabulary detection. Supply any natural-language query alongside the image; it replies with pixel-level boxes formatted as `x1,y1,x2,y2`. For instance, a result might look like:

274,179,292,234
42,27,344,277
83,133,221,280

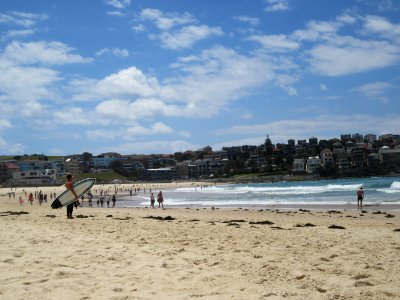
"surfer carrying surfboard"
66,174,79,219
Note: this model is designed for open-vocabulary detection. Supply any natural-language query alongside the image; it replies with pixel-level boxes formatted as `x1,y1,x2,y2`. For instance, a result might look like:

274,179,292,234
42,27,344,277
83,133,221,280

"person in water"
65,174,79,219
356,186,364,208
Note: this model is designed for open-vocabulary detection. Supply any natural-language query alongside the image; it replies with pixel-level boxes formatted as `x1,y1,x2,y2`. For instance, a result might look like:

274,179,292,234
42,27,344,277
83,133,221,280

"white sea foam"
176,183,361,195
128,177,400,207
391,181,400,189
139,199,352,206
376,181,400,194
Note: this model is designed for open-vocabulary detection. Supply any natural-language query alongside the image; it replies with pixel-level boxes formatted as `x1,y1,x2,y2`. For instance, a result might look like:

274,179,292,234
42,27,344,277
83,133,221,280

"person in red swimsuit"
65,174,79,219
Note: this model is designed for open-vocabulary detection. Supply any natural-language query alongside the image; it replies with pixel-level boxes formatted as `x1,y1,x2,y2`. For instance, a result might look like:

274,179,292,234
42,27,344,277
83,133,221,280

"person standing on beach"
106,194,110,208
28,193,33,205
150,192,155,208
87,190,93,207
65,174,79,219
157,191,164,209
112,194,116,208
357,186,364,208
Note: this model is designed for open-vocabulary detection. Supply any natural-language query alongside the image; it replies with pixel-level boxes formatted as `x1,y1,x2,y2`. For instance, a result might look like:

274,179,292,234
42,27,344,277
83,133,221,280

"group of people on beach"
150,191,164,209
16,190,56,206
64,175,166,218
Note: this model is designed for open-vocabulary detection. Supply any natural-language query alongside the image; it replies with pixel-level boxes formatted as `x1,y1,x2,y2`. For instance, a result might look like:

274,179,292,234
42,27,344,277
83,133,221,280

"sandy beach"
1,183,399,299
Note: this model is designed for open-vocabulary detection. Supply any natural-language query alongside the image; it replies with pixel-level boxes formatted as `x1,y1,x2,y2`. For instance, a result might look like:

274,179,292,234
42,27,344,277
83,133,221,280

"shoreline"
2,178,400,212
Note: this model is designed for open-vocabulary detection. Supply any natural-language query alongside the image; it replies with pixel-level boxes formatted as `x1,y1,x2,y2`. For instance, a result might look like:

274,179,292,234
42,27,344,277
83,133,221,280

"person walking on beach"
87,190,93,207
150,192,155,208
112,194,116,208
157,191,164,209
357,186,364,208
106,194,110,208
28,193,33,205
65,174,79,219
19,196,24,205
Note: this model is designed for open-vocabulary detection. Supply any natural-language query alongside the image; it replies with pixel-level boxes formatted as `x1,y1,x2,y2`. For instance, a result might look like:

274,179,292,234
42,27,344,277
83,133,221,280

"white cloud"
249,34,300,52
86,122,173,141
307,37,400,76
0,119,12,130
127,122,173,135
54,107,92,125
159,25,223,49
2,41,92,65
320,84,327,91
138,8,222,49
361,0,400,12
264,0,289,12
0,60,60,102
81,46,285,122
86,47,280,122
4,29,35,39
0,11,47,27
94,98,182,121
161,46,276,113
362,15,400,42
292,20,341,41
96,47,129,57
285,86,298,96
104,0,131,9
71,67,160,101
234,16,260,26
86,128,123,140
288,14,400,76
139,8,196,30
20,101,45,117
353,81,392,102
106,11,125,17
336,14,357,25
132,24,145,33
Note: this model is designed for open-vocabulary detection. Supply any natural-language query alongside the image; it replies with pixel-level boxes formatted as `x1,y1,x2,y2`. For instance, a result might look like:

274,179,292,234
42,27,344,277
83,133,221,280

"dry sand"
0,184,399,300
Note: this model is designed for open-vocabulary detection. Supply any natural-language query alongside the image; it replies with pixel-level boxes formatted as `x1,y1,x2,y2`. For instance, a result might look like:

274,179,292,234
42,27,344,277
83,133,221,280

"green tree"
82,152,93,162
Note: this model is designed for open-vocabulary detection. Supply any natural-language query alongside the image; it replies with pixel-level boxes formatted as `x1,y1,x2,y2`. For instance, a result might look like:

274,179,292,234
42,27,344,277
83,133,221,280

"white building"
306,157,321,174
12,170,53,185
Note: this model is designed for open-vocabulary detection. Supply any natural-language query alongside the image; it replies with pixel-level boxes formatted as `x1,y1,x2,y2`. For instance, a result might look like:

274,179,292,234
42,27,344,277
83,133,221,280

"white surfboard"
51,178,96,209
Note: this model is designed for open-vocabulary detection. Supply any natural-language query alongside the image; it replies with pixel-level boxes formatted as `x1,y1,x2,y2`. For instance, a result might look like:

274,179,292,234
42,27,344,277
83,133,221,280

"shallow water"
125,176,400,208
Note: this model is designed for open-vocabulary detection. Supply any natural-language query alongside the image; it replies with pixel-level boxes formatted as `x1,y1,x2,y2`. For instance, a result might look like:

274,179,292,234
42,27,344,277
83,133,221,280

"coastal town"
1,132,399,186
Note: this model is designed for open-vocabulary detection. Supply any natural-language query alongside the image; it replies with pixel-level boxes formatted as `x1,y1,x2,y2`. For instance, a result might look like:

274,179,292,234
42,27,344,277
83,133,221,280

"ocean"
127,176,400,209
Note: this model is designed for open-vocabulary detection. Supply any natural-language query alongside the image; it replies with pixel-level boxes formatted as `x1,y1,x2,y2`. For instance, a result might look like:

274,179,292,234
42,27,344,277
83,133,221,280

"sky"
0,0,399,156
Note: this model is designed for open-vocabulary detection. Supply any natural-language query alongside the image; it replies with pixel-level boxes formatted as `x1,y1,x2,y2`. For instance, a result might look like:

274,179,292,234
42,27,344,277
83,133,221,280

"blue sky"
0,0,399,155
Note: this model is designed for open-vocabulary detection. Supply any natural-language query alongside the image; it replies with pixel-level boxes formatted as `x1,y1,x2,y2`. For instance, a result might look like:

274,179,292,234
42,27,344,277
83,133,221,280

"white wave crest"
176,183,361,196
377,181,400,194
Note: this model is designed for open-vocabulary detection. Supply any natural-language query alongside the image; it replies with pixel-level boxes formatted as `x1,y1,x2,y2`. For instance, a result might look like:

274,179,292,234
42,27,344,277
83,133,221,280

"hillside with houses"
1,133,399,186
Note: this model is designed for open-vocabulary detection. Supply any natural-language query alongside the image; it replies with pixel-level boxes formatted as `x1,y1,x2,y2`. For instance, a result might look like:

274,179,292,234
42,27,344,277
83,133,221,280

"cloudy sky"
0,0,399,155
